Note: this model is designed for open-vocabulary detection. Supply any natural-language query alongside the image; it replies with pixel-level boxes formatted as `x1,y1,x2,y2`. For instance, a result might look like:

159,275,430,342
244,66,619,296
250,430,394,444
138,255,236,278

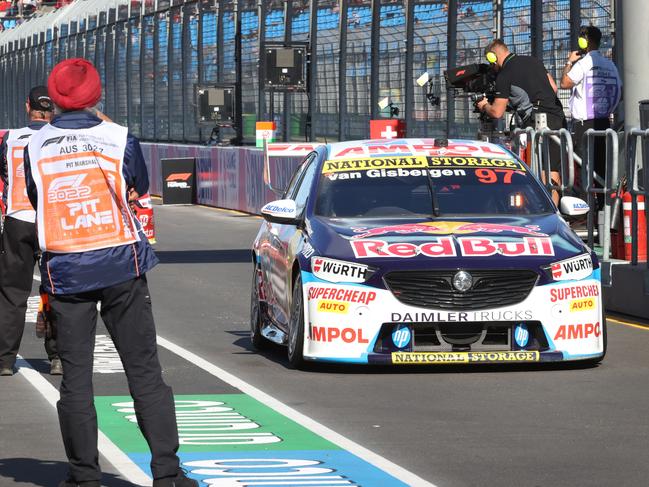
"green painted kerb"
95,394,337,453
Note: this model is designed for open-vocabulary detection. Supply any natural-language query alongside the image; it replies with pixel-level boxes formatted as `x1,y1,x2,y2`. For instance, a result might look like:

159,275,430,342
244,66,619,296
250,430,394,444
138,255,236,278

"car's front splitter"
304,350,605,365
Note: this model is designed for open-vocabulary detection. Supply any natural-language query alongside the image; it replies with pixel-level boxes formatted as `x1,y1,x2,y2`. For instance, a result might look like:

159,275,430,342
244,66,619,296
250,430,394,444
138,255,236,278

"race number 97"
476,168,523,184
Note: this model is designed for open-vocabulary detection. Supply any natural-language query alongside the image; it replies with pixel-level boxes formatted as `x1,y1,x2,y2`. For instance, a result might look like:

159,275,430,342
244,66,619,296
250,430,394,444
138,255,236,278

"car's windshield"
315,154,554,218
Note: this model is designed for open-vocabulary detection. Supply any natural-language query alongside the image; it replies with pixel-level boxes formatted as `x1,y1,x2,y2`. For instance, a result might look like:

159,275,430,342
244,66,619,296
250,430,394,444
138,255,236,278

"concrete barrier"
141,143,302,214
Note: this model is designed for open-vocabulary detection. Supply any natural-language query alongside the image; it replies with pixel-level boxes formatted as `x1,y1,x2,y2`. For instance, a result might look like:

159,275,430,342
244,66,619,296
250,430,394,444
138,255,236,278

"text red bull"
351,221,547,239
351,237,554,258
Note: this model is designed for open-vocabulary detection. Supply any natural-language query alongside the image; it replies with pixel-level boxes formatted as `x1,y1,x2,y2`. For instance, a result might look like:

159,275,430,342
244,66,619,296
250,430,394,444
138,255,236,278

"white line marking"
33,273,42,282
16,356,152,486
94,334,125,374
26,295,40,323
156,336,437,487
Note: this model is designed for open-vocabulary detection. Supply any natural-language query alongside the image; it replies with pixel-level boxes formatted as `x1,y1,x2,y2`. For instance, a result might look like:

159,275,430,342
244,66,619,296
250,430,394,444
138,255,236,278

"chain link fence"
0,0,613,144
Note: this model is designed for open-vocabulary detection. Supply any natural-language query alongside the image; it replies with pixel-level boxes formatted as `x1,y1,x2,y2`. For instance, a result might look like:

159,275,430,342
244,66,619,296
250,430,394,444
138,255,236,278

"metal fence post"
624,129,649,266
370,0,380,121
283,0,293,142
338,0,349,141
446,0,457,138
308,0,318,141
139,13,146,140
258,0,267,120
126,18,132,130
217,0,225,83
530,0,543,60
168,8,175,141
404,0,415,137
152,15,159,141
569,0,581,50
234,0,243,144
583,128,619,259
493,0,503,39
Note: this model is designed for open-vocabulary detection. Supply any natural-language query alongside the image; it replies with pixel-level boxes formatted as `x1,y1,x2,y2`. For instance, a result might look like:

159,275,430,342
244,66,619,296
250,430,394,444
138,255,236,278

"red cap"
48,58,102,111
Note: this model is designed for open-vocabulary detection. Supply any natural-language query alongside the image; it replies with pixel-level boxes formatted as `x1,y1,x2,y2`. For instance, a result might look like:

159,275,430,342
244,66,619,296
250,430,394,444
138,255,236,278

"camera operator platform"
476,39,566,203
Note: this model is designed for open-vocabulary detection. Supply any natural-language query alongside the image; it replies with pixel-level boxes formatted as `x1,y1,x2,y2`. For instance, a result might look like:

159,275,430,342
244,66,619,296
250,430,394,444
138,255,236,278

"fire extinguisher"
622,190,647,261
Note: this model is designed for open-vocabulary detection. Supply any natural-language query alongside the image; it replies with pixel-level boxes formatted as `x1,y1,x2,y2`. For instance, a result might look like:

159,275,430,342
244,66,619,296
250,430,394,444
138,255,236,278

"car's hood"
309,214,588,271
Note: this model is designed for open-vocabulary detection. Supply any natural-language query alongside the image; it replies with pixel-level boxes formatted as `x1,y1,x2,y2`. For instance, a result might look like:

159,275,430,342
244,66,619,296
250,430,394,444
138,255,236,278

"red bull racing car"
251,139,605,367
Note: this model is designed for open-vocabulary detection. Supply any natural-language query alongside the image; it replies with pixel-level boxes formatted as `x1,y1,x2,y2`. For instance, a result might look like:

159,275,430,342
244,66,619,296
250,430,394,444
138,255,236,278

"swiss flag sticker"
313,258,323,272
551,263,562,279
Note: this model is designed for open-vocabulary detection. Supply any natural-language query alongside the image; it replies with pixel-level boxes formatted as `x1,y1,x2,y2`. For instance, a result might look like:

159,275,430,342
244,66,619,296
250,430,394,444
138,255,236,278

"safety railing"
512,126,618,260
582,129,618,260
512,127,575,193
535,128,575,194
624,128,649,266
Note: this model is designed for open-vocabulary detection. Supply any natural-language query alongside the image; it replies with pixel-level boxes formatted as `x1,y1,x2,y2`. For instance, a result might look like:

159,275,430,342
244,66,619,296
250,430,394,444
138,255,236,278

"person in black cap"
560,25,621,206
0,86,61,376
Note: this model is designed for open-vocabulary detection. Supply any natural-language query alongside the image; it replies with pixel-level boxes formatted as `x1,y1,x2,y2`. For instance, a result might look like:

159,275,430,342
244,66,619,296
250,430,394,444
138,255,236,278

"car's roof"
324,138,513,160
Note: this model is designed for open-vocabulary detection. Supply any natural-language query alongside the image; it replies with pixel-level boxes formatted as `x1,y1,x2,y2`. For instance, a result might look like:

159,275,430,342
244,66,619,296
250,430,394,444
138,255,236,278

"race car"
251,138,605,368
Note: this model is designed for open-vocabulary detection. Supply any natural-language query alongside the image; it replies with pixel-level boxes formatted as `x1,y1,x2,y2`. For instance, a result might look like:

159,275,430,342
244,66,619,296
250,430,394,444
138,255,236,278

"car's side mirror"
261,199,301,225
560,196,589,216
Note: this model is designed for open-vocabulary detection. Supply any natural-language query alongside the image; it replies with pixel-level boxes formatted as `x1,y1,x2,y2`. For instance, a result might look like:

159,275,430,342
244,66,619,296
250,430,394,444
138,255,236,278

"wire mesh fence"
0,0,613,144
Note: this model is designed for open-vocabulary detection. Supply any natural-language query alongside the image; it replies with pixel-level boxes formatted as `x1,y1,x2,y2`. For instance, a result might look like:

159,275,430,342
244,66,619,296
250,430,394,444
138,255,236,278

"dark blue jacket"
23,111,158,295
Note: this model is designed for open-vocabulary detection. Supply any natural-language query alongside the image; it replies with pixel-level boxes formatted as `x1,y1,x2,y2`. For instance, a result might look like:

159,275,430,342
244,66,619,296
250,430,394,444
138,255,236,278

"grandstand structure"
0,0,614,144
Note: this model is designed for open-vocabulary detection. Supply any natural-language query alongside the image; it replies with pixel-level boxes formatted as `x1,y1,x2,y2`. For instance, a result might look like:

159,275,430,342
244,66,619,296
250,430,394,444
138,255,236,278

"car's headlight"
310,256,375,283
543,253,593,282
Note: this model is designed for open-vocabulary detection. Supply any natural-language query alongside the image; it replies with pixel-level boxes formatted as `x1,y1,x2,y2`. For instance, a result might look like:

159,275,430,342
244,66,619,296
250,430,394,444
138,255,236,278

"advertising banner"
161,158,196,205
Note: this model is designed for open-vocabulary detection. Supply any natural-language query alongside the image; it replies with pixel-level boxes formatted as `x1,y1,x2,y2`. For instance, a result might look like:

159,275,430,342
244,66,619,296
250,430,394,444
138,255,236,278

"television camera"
444,63,503,141
444,63,497,108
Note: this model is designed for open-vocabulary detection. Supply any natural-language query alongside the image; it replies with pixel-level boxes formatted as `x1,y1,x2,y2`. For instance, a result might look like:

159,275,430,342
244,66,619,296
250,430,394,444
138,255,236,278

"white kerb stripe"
156,335,438,487
33,273,42,282
15,357,152,486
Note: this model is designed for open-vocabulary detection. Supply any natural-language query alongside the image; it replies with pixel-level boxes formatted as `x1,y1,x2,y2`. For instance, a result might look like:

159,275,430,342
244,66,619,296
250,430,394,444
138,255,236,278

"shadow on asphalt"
0,458,138,487
23,358,54,375
229,331,603,374
156,249,251,264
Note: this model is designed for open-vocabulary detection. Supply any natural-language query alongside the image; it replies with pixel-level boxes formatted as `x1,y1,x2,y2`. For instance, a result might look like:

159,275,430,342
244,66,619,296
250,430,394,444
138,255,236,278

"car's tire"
250,265,269,350
287,273,307,369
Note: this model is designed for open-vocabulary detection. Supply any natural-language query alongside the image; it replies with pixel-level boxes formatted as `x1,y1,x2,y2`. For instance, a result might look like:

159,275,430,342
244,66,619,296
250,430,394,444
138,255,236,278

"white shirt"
567,50,621,121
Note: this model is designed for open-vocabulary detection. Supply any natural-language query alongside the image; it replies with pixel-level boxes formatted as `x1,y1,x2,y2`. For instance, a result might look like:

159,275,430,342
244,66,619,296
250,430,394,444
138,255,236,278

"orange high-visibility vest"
27,122,140,253
5,126,38,222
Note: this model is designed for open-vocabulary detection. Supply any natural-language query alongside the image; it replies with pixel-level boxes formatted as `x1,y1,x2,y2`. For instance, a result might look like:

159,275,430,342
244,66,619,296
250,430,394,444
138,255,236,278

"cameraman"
560,25,621,203
476,39,566,203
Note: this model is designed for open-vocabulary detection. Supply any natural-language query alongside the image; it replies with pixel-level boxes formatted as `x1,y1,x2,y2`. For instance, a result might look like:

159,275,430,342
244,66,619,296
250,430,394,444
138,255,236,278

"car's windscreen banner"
322,156,527,175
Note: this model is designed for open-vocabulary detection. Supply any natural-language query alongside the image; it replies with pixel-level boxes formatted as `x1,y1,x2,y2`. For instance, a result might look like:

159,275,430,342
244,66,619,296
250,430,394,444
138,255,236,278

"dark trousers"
0,216,56,368
49,276,180,482
573,118,610,210
573,117,611,185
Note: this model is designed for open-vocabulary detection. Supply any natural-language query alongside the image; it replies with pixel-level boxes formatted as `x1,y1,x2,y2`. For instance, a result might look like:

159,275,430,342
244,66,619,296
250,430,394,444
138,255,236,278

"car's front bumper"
300,269,604,365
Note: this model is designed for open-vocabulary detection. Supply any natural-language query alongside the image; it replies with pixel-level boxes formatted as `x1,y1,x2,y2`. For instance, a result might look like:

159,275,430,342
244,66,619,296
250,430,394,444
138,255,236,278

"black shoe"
58,480,101,487
153,471,198,487
0,367,14,376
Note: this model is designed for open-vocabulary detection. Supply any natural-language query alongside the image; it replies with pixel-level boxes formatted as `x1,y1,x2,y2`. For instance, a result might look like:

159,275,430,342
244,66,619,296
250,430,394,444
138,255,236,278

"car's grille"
383,270,539,311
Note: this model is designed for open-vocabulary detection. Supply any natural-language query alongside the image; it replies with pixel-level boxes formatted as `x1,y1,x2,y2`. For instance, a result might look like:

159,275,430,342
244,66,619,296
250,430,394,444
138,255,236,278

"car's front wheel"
287,273,306,369
250,264,269,350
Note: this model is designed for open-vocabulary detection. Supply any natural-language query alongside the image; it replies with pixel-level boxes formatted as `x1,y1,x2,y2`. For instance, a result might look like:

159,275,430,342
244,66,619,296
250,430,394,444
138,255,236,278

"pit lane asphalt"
5,204,649,487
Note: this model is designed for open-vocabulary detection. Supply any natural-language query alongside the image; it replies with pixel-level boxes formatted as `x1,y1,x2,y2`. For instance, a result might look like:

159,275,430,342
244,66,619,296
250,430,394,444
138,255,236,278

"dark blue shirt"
23,111,158,295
